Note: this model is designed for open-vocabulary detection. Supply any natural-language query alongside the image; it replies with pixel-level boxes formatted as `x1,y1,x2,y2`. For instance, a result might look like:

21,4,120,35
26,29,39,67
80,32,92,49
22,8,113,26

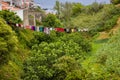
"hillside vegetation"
0,17,34,79
0,2,120,80
71,4,120,36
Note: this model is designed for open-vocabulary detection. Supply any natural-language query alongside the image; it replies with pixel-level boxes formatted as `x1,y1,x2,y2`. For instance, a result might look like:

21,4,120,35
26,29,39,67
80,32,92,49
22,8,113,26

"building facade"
0,0,42,26
12,0,34,8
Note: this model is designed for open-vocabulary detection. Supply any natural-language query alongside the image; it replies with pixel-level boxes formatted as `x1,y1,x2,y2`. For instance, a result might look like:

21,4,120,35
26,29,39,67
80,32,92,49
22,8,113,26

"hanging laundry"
31,26,36,31
74,28,77,32
55,28,64,32
39,27,44,32
16,24,19,27
81,29,84,32
77,28,81,32
83,28,89,32
18,24,21,27
65,28,70,33
21,24,24,28
36,27,39,32
35,26,37,31
50,27,54,31
26,25,31,29
71,28,75,32
44,27,50,34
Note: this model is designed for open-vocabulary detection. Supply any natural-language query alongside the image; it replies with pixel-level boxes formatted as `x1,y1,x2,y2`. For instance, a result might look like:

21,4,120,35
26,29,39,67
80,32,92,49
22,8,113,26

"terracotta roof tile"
1,1,21,11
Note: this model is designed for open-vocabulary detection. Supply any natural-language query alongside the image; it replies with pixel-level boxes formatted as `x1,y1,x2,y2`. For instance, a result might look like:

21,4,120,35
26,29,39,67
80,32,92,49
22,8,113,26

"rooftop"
1,1,22,11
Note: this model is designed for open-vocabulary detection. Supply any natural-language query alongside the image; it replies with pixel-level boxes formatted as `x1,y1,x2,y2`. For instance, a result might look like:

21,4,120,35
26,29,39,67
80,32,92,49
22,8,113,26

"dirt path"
97,17,120,40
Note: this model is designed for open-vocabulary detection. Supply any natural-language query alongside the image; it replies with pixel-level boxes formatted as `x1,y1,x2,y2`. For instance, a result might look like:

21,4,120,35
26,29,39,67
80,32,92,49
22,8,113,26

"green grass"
82,37,109,71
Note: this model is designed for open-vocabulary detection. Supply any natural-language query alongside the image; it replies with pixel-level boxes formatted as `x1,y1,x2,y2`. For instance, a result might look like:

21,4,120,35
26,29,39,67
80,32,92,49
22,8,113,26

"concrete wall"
23,9,29,26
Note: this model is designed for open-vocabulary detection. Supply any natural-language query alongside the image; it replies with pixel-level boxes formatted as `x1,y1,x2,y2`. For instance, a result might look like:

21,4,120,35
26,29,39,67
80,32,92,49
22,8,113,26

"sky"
34,0,110,9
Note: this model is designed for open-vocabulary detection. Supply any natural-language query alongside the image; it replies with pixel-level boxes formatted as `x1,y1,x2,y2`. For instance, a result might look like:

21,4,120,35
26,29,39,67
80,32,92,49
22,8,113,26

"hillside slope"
97,17,120,40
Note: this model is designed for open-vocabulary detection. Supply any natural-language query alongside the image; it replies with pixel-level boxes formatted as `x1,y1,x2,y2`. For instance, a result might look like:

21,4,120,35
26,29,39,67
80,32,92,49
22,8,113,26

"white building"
12,8,24,21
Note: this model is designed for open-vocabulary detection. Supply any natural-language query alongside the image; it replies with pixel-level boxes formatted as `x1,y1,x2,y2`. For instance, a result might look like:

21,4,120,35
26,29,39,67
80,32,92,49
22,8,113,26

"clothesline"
15,24,89,34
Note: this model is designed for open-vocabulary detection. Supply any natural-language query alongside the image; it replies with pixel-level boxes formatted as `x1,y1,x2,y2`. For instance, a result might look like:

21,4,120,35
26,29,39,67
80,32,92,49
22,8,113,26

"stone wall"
23,9,29,26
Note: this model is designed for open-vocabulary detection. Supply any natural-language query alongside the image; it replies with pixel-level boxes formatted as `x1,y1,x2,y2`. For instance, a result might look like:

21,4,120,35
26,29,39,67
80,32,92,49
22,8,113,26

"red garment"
18,24,21,27
26,25,31,29
55,28,64,32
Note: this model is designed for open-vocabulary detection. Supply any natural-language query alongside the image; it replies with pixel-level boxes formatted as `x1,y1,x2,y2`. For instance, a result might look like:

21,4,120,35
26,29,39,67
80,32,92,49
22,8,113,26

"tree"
0,10,22,26
60,32,92,53
72,3,83,16
61,2,73,22
54,0,61,18
22,40,85,80
0,18,18,65
52,56,84,80
22,32,91,80
42,14,62,27
111,0,120,4
83,2,104,14
71,4,120,36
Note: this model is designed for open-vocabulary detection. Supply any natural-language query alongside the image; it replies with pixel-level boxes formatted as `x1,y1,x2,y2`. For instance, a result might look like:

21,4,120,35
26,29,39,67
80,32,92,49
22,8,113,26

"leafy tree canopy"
42,14,62,27
111,0,120,4
72,3,83,16
0,18,18,65
0,10,22,25
22,32,91,80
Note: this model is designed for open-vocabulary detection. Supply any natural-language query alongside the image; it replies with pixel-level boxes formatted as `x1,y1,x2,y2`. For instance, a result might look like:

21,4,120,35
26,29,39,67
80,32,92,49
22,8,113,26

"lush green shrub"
22,32,91,80
72,3,83,16
0,10,22,25
22,41,84,80
86,31,120,79
16,29,34,48
60,32,92,53
111,0,120,4
72,4,120,36
42,14,62,27
0,18,18,65
82,2,104,14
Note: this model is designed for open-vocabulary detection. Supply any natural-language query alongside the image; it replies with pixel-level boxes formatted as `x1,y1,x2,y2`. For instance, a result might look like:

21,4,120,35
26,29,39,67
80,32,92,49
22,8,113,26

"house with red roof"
0,0,42,26
0,0,24,21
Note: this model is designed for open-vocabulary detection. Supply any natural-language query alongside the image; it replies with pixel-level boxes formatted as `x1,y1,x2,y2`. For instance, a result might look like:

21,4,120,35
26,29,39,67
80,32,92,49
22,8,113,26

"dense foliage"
54,2,120,36
0,1,120,80
0,18,18,65
0,10,22,25
42,14,62,27
72,3,83,16
22,32,91,80
84,31,120,79
0,14,33,79
111,0,120,4
71,4,120,36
